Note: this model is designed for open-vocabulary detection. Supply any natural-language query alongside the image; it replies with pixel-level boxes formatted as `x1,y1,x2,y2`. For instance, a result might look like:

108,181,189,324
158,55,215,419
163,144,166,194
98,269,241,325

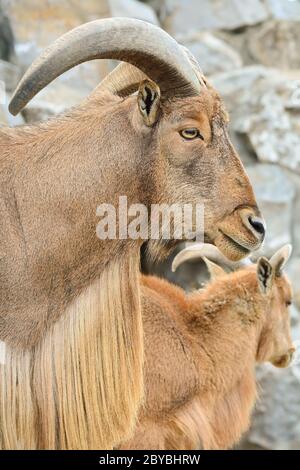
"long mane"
0,249,143,449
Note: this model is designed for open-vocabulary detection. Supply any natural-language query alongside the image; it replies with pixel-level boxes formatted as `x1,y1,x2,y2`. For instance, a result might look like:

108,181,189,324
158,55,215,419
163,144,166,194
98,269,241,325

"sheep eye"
180,128,203,140
286,300,292,307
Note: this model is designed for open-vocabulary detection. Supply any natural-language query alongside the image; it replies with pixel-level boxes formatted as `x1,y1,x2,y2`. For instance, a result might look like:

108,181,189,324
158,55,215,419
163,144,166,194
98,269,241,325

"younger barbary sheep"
120,244,296,450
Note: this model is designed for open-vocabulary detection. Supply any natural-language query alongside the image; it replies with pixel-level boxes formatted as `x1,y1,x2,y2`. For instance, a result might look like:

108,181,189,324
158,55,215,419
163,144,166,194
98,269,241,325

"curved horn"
96,62,148,97
96,46,205,97
180,46,204,76
269,244,292,276
9,18,201,116
171,243,252,273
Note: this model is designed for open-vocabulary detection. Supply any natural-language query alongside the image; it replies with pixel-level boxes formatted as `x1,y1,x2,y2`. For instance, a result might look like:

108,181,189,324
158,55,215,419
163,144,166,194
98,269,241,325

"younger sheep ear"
257,257,273,294
269,244,292,277
138,79,161,126
203,257,226,281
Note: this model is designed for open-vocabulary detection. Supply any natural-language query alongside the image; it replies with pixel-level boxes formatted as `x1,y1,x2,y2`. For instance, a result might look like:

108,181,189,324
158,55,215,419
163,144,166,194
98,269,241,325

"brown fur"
120,265,294,450
0,251,142,449
0,82,262,448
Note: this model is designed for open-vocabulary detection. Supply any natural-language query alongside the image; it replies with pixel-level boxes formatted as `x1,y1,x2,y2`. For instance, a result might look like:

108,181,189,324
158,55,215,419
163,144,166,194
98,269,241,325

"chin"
214,232,251,262
271,354,292,368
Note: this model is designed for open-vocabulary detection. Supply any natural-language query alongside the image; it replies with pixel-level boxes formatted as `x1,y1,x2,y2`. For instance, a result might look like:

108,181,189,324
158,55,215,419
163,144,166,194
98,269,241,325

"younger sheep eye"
286,300,292,307
180,128,204,141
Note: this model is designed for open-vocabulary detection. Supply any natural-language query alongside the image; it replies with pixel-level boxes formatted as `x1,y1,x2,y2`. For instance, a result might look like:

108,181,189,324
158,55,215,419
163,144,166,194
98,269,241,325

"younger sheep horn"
172,243,252,273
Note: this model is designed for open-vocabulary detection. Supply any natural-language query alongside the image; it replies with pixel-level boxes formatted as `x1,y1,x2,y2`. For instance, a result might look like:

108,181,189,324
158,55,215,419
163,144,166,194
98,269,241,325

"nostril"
248,216,265,238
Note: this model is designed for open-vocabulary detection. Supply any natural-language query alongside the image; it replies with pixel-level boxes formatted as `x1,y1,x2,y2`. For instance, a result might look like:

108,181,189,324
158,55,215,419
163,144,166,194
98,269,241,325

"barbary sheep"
120,244,295,450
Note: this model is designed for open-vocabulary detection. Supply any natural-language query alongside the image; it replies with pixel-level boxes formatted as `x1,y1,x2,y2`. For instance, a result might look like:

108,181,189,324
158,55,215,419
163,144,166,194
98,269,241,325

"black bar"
0,450,297,467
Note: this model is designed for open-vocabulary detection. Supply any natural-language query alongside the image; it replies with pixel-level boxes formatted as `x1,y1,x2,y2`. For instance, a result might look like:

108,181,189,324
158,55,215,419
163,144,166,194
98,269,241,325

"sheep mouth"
222,232,250,253
215,230,251,261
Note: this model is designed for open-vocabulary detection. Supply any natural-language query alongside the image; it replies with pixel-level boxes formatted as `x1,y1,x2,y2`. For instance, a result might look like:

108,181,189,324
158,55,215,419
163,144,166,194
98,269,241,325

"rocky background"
0,0,300,450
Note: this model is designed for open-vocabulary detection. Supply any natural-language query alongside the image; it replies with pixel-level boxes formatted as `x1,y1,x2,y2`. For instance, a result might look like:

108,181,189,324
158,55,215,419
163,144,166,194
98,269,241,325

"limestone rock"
5,0,159,101
20,82,87,123
0,59,21,92
248,20,300,69
246,164,295,257
287,258,300,311
0,0,14,60
245,81,300,173
211,65,277,103
285,171,300,257
265,0,300,21
290,305,300,331
4,0,113,92
162,0,269,37
229,130,257,167
109,0,159,24
181,32,242,76
213,67,300,174
6,0,109,59
0,95,24,126
245,362,300,449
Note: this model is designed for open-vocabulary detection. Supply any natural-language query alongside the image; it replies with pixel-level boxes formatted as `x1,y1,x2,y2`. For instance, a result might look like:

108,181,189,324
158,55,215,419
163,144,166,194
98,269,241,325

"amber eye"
180,128,204,140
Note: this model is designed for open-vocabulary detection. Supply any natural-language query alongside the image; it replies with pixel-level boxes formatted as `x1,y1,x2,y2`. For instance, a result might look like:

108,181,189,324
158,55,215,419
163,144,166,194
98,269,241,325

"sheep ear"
203,257,226,280
257,257,273,294
138,79,161,126
269,244,292,277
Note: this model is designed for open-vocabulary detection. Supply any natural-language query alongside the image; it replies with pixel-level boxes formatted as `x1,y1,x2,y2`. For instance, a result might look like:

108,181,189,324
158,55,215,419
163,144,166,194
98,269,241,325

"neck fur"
186,270,265,393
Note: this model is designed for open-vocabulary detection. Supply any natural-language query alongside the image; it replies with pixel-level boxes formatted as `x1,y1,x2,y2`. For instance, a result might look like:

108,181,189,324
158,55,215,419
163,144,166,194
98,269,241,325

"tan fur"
1,82,262,448
0,251,142,449
120,265,294,450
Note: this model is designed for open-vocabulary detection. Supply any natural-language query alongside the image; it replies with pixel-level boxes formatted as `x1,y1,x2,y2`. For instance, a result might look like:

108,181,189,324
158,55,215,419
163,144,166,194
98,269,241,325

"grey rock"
5,0,113,90
292,310,300,340
265,0,300,20
20,82,87,123
211,65,277,103
0,0,14,61
245,81,300,173
287,258,300,311
229,130,257,167
109,0,159,24
162,0,269,37
0,59,20,92
245,362,300,449
246,164,295,257
285,170,300,257
213,67,300,174
290,304,300,331
216,26,261,67
248,20,300,69
181,32,242,76
143,0,167,18
5,0,159,99
0,94,24,126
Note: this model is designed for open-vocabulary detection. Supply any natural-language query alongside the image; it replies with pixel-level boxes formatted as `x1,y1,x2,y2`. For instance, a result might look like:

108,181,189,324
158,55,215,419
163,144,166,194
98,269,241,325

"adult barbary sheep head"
9,18,265,261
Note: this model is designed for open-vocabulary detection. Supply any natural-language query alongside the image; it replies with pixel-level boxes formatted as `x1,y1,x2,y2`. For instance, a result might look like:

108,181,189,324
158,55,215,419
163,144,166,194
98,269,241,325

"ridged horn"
9,18,201,115
172,243,252,273
96,62,148,97
96,46,205,97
